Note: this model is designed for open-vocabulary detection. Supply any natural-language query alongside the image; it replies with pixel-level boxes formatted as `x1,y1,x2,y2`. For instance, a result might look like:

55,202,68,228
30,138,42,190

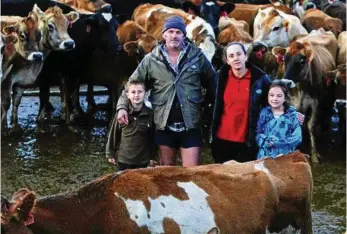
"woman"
211,42,271,163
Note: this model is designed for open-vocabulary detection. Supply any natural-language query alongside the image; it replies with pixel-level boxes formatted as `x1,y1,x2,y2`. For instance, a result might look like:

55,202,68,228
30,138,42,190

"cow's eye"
300,58,305,66
272,26,280,31
19,33,27,40
48,23,55,31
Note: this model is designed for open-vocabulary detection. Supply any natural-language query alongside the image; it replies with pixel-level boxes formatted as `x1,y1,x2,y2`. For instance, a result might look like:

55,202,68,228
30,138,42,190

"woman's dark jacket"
211,62,272,146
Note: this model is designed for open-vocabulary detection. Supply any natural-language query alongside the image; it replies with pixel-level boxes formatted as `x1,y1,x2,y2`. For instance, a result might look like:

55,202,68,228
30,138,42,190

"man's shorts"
155,128,203,149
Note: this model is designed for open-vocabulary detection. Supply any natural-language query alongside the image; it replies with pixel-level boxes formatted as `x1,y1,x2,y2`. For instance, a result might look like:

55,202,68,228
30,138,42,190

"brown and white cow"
1,5,79,132
301,8,343,37
0,152,313,234
132,4,217,62
273,29,338,162
228,3,294,36
254,7,308,48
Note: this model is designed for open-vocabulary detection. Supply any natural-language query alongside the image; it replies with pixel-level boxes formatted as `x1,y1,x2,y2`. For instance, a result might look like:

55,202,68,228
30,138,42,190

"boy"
106,80,156,170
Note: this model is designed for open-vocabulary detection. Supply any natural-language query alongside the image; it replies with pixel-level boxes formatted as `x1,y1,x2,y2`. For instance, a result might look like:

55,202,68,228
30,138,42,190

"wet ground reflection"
1,95,346,233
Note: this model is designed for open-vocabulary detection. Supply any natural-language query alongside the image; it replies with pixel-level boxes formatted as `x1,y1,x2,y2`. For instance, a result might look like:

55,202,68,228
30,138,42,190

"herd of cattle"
1,0,346,163
1,151,314,233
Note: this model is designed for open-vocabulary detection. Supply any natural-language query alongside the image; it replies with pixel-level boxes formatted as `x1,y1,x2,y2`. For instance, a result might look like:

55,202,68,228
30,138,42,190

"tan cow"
254,7,308,48
302,8,343,37
0,34,17,80
1,151,312,234
1,5,79,131
272,29,338,162
337,31,346,66
228,3,294,36
132,4,217,62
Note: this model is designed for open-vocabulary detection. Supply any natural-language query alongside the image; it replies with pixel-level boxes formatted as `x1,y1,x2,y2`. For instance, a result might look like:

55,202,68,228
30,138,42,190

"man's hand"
149,160,158,167
297,112,305,126
108,158,117,165
117,109,129,125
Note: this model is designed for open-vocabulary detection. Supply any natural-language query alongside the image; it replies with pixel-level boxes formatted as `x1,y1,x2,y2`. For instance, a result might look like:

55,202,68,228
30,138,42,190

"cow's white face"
254,17,290,48
115,181,217,233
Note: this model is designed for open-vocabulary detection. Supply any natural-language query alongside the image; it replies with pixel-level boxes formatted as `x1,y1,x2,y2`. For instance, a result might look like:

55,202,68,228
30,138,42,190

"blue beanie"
162,16,186,35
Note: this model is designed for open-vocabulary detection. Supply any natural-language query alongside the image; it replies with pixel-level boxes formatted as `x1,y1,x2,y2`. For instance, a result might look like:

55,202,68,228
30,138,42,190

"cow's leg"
1,88,11,133
37,81,51,122
86,82,96,113
308,103,320,163
71,78,84,120
60,77,73,123
10,85,24,131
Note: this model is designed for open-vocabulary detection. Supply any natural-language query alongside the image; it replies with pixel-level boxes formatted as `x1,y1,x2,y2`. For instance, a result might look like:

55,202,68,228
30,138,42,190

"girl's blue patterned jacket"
256,105,302,159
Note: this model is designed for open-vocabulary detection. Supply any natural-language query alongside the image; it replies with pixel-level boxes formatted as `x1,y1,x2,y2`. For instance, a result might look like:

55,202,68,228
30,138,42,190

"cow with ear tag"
272,29,338,163
1,3,79,133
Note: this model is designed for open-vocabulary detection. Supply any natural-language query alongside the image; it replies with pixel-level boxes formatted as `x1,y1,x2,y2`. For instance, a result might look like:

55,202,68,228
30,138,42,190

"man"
116,16,217,166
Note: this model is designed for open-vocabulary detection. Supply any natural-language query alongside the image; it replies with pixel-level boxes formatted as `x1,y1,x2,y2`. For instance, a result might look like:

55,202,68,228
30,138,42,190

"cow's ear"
16,192,36,223
220,3,235,14
124,41,138,56
272,46,286,64
3,34,18,44
1,196,12,214
85,15,97,32
283,20,289,32
181,2,200,16
32,4,44,17
3,24,18,35
305,49,313,63
207,227,220,234
258,8,266,18
65,11,79,24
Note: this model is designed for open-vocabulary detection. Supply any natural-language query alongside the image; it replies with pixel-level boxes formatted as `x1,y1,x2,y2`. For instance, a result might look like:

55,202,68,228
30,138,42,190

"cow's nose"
33,53,43,61
64,40,75,49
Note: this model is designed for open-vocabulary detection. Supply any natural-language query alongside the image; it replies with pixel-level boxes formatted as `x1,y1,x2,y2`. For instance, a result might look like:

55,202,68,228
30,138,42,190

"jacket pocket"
148,96,167,106
188,95,204,104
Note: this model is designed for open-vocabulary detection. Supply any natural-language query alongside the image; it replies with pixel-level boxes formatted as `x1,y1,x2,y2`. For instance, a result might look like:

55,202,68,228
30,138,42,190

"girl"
256,80,302,159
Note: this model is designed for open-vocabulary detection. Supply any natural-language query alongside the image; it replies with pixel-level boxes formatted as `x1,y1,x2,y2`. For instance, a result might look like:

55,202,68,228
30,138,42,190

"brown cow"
117,20,158,59
217,16,253,48
1,152,312,234
1,5,79,132
301,8,343,37
273,29,338,162
58,0,110,12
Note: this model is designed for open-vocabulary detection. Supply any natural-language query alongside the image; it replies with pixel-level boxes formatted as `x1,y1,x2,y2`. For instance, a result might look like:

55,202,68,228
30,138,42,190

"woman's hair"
222,42,247,63
125,79,147,92
269,80,291,111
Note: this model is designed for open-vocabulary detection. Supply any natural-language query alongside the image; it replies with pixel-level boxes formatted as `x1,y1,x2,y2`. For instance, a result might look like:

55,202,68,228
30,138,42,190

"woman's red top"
216,69,251,143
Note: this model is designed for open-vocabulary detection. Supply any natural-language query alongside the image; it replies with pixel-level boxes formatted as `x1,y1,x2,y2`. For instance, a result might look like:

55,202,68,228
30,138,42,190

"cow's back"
105,166,279,233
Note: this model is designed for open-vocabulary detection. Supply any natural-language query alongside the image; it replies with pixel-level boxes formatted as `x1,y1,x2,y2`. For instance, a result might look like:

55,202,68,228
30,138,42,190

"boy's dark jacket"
211,62,272,146
106,105,155,165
